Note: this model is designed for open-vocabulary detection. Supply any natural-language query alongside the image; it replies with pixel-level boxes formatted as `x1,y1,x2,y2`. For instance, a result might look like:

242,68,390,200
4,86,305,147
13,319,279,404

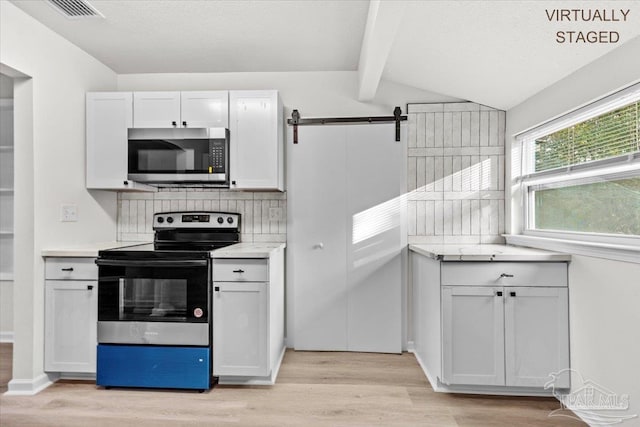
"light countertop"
409,244,571,261
210,242,286,258
42,241,150,257
42,241,286,258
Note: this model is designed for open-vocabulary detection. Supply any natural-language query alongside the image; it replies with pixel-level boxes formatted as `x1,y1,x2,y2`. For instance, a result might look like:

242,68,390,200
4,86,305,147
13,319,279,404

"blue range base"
97,344,211,390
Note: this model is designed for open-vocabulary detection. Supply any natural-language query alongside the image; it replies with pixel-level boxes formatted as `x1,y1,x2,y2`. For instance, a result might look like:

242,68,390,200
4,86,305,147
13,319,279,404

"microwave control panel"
210,140,227,173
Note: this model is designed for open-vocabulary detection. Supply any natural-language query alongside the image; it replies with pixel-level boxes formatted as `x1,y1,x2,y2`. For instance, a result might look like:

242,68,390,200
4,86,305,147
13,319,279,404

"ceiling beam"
357,0,407,102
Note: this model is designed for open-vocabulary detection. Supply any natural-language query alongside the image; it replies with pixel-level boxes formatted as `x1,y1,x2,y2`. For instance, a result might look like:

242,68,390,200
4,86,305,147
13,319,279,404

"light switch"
268,207,283,221
60,204,78,222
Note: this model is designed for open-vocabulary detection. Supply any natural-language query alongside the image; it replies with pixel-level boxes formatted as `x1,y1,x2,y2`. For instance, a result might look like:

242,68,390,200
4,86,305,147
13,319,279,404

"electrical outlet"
60,204,78,222
268,207,283,221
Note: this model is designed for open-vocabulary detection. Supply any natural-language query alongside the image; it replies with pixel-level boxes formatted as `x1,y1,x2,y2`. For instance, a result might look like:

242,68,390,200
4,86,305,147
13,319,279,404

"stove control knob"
217,216,224,224
227,217,234,224
157,217,164,223
166,217,174,224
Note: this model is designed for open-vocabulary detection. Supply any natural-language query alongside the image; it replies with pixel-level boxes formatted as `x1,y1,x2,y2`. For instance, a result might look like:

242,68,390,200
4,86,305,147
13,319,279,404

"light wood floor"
0,344,584,426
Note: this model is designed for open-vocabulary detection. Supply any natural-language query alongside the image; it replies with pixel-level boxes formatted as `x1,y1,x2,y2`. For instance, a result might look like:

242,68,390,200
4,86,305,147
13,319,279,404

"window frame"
508,84,640,263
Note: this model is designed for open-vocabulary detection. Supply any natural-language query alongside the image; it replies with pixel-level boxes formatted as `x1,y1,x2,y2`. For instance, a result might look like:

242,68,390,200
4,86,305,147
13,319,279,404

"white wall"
117,71,460,117
506,35,640,422
0,2,118,391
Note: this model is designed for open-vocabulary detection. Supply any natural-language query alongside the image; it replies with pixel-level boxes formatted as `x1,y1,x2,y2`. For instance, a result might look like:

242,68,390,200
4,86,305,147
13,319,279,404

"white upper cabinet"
181,91,228,128
86,92,153,191
133,91,181,128
229,90,284,191
133,91,228,128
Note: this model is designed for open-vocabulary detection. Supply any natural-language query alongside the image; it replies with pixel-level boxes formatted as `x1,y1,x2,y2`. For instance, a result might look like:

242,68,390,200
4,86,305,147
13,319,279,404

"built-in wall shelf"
0,231,14,235
0,146,13,152
0,188,14,194
0,273,14,281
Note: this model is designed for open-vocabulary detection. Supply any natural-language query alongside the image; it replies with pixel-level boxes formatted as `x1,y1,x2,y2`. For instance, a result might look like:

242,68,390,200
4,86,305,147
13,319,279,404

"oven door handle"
95,259,209,268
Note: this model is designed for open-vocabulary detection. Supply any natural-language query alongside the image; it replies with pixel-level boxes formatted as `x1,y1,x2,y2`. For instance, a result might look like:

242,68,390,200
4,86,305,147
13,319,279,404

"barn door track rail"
287,107,407,144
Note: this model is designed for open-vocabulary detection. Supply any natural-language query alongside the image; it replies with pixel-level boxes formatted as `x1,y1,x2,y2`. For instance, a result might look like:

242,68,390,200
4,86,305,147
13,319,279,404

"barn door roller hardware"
287,107,407,144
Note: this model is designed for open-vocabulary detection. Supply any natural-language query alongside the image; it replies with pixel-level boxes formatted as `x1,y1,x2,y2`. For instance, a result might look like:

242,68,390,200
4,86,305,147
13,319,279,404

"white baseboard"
5,373,57,396
217,345,286,386
0,331,14,343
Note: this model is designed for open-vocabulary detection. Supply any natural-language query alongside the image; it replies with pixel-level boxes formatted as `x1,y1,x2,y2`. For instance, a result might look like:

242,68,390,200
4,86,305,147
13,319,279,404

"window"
516,83,640,253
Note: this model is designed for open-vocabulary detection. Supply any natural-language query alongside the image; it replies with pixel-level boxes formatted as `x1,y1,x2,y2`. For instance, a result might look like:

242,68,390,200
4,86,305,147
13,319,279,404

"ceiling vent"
47,0,104,19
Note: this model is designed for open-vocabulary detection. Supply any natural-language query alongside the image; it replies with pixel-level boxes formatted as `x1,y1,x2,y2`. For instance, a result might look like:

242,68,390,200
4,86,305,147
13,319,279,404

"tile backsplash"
406,102,506,245
118,189,286,243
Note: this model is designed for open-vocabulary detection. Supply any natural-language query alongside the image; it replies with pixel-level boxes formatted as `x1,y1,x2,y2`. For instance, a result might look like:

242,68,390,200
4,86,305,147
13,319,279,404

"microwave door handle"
95,259,209,268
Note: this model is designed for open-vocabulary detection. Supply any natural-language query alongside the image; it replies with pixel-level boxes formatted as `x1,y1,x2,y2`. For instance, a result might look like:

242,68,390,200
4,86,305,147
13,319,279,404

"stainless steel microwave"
127,127,229,186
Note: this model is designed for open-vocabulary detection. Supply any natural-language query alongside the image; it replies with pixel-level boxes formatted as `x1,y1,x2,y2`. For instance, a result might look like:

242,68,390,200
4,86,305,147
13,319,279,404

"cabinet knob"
314,242,324,250
87,285,94,290
231,180,236,185
61,267,74,272
172,121,177,127
510,291,517,297
214,286,220,292
495,291,503,297
123,180,129,186
500,273,514,278
182,121,187,127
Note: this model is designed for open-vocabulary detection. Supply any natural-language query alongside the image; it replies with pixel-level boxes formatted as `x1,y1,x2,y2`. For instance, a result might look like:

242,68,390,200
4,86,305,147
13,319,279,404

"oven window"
98,264,208,323
128,139,210,173
122,278,188,320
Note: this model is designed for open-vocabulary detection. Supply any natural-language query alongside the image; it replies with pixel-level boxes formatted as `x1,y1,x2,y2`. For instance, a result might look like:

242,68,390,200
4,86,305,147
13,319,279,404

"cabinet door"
213,282,268,376
229,90,282,190
505,287,570,387
133,92,181,128
86,92,132,189
442,286,505,386
181,91,228,128
45,281,97,373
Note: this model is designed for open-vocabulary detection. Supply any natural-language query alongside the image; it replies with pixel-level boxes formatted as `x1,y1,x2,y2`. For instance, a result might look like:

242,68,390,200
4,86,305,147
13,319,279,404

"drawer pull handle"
233,269,245,273
495,291,503,297
61,267,74,272
87,285,94,290
500,273,514,278
510,291,517,297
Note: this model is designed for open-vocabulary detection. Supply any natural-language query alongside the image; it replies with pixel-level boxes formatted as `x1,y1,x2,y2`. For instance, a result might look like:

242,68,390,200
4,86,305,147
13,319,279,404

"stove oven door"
96,258,210,346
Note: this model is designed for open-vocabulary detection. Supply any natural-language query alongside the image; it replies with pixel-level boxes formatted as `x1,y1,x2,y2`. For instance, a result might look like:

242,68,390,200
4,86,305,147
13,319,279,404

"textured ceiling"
9,0,640,109
384,1,640,109
10,0,369,73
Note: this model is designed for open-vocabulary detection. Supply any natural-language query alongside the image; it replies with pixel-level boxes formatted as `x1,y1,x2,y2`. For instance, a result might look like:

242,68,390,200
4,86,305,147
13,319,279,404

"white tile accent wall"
117,189,286,243
407,102,505,245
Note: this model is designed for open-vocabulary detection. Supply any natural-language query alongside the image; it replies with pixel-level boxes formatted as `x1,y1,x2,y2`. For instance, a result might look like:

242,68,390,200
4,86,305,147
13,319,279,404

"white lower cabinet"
44,258,98,373
442,286,505,386
213,281,268,376
504,286,569,387
413,252,570,394
212,248,285,384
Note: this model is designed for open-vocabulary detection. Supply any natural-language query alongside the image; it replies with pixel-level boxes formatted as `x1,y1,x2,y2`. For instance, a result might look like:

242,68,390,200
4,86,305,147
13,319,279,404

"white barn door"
288,122,406,353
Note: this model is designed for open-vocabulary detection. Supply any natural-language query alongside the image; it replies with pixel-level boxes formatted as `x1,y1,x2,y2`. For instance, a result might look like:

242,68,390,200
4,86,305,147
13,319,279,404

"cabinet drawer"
213,259,268,282
441,262,567,287
45,258,98,280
